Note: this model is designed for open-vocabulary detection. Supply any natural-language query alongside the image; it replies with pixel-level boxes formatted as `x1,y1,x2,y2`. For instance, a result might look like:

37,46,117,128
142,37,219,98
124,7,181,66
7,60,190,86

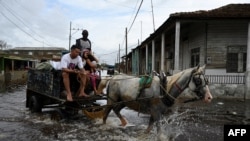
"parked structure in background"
0,47,67,92
125,4,250,99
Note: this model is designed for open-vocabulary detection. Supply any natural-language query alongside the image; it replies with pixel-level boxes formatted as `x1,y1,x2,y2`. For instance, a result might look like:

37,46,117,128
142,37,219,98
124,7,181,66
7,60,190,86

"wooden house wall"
148,44,152,73
154,39,161,72
136,20,249,75
179,23,206,70
206,20,248,69
139,47,146,74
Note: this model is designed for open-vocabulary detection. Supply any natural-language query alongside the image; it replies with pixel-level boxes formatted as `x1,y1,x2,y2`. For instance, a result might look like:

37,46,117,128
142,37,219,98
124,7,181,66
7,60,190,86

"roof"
9,47,67,51
141,4,250,46
170,4,250,19
3,56,37,61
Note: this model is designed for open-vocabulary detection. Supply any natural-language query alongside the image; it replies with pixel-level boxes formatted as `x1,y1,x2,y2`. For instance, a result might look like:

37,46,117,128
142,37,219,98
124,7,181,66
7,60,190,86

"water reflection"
0,86,250,141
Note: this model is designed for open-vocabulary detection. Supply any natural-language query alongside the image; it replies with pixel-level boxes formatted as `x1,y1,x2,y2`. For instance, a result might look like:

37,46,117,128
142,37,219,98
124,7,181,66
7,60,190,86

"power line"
1,1,44,39
127,0,143,33
0,10,51,47
96,42,138,56
0,1,55,47
126,0,140,29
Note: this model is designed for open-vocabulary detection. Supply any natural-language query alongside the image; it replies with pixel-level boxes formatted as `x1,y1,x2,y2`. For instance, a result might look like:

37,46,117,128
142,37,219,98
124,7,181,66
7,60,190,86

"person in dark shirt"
76,29,92,57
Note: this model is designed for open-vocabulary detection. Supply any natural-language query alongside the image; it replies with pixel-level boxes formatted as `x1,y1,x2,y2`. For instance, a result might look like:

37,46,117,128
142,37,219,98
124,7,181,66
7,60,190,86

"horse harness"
135,71,175,106
159,71,209,104
174,72,209,103
191,72,209,99
157,72,176,106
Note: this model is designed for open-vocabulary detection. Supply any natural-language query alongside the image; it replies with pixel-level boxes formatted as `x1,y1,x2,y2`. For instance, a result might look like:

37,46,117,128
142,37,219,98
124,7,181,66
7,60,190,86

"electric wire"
0,1,55,47
0,11,47,46
127,0,143,33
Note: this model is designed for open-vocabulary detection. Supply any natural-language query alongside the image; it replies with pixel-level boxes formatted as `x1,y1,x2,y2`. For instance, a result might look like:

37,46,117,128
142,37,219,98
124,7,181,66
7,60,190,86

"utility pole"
68,21,84,51
125,27,128,74
141,21,142,44
119,44,120,73
69,21,72,51
151,0,155,32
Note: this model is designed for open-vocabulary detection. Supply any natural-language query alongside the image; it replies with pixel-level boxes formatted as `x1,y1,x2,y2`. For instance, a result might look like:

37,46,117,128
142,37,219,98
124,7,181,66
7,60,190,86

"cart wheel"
29,95,42,113
51,109,66,121
65,107,79,116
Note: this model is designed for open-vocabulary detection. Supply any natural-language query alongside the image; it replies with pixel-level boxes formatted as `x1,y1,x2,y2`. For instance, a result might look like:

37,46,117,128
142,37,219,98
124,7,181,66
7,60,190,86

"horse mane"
166,71,184,93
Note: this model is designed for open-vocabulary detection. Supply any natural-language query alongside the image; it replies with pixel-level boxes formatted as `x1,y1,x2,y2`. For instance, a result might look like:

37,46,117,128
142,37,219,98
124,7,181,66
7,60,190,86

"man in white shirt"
61,45,88,101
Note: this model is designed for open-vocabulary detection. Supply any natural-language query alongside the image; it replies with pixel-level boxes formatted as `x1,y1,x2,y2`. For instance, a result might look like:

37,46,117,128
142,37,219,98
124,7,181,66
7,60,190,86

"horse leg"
146,111,161,133
156,118,161,133
103,106,113,124
145,116,154,133
113,104,127,126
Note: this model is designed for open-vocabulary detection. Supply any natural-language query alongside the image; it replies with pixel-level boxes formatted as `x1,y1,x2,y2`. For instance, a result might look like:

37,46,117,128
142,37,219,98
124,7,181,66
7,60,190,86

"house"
129,4,250,99
7,47,67,61
0,47,67,92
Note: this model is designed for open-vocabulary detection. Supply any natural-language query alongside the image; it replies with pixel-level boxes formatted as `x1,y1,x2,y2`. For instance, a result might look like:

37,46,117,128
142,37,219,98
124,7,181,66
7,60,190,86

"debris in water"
217,102,224,105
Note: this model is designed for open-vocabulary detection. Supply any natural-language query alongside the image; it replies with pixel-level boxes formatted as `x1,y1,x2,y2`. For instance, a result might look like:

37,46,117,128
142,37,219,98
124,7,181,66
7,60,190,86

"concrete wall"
209,84,245,99
0,74,5,92
0,70,27,92
179,84,245,100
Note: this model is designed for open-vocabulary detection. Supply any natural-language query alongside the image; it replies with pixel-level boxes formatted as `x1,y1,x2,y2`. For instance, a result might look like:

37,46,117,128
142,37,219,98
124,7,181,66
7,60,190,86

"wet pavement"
0,85,250,141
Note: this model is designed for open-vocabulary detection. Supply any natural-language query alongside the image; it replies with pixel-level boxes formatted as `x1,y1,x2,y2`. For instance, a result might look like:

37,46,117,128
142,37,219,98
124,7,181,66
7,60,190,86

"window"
227,46,246,73
191,48,200,67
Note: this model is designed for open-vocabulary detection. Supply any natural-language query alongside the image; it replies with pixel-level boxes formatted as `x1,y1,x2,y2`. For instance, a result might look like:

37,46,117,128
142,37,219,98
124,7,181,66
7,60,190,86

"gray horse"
102,65,212,133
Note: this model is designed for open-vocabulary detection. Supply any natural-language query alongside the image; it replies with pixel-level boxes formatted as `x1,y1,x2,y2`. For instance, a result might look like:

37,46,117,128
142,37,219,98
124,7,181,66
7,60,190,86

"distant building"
7,47,67,61
0,47,67,92
1,47,67,71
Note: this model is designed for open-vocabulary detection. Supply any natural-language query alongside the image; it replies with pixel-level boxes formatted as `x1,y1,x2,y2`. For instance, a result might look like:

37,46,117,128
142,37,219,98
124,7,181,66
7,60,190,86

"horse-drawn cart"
25,68,106,119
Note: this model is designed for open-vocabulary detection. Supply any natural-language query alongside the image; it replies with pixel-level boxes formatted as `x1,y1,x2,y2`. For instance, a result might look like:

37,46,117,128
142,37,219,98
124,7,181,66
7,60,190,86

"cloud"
1,0,249,64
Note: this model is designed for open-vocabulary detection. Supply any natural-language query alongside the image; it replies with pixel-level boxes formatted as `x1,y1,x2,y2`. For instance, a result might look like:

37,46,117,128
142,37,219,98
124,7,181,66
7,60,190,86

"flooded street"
1,85,250,141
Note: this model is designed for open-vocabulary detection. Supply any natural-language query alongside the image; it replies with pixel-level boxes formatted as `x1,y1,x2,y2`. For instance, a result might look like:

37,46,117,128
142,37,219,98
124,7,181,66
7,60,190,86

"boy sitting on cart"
61,45,89,101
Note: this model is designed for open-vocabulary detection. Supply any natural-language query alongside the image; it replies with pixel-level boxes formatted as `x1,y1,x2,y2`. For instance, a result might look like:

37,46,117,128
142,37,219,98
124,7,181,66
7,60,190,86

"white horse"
98,65,212,133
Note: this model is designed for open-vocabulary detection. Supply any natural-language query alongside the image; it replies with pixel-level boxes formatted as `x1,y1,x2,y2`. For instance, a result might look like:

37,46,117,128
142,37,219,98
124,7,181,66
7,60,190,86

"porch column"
245,22,250,99
161,33,165,71
173,21,180,74
11,60,14,72
146,44,148,72
27,61,30,68
152,40,155,71
0,58,4,74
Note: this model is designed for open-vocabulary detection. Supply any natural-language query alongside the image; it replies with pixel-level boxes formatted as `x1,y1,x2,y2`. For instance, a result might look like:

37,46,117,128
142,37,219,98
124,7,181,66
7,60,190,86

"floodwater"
1,81,250,141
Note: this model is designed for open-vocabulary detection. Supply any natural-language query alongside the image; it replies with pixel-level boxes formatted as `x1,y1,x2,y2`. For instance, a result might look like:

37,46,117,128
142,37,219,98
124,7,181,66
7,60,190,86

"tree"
0,40,12,50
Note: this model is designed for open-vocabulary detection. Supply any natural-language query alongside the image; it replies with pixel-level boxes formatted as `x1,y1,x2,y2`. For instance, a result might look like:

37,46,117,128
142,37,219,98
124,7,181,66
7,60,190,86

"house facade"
129,4,250,99
0,47,67,92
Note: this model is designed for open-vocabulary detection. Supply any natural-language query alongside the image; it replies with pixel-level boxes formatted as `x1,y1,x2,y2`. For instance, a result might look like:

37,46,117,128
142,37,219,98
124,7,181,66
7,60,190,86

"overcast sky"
0,0,249,64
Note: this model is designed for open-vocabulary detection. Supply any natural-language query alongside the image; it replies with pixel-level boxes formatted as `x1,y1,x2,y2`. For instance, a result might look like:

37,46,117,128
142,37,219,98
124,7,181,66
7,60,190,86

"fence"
205,75,245,84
